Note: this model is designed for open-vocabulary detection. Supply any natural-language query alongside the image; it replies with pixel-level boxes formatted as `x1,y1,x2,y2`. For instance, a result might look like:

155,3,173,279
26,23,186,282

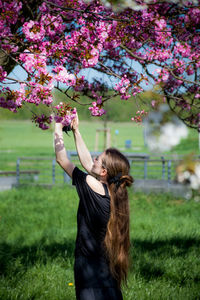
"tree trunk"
0,49,16,74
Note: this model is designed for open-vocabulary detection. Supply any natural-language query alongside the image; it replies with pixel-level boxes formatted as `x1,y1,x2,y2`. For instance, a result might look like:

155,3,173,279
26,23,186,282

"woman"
54,113,133,300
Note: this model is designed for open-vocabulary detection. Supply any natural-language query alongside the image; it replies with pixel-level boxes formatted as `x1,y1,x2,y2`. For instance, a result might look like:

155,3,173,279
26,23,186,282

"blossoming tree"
0,0,200,131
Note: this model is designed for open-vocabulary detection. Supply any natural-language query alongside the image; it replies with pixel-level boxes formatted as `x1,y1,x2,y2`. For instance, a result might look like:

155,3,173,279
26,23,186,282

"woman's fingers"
71,110,79,130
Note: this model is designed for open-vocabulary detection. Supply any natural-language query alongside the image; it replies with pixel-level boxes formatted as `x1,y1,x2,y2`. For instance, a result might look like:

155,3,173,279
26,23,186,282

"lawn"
0,186,200,300
0,120,199,171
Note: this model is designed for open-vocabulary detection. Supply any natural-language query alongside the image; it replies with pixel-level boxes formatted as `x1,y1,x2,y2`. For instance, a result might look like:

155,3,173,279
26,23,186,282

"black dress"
72,167,123,300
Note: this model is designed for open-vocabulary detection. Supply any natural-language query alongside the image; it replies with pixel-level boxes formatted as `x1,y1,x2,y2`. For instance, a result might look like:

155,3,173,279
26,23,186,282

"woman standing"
54,113,133,300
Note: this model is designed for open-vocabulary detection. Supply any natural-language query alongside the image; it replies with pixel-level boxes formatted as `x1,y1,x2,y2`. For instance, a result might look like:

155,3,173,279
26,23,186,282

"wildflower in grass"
68,282,74,286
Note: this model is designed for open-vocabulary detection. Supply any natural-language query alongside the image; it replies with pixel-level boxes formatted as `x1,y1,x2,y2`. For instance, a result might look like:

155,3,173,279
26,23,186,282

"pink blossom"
89,102,106,116
22,20,45,42
155,19,167,30
131,110,148,123
33,114,53,130
54,106,77,126
0,96,18,112
174,42,191,58
186,65,194,75
0,66,7,81
19,49,47,73
97,96,102,105
41,14,65,38
114,76,130,95
121,94,131,100
54,115,63,123
101,31,108,38
120,87,126,94
53,66,76,86
90,48,99,56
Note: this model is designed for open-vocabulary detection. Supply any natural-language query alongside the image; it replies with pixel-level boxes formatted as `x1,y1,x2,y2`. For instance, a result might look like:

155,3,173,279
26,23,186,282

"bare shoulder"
86,175,105,195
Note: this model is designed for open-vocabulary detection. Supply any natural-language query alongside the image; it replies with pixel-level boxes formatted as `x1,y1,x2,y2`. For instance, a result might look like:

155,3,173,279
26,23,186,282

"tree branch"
97,61,121,79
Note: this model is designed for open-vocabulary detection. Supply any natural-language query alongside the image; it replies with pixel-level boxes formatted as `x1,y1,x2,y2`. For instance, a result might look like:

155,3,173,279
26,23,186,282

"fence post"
144,158,148,179
167,160,172,183
52,159,56,184
16,158,20,186
161,156,165,180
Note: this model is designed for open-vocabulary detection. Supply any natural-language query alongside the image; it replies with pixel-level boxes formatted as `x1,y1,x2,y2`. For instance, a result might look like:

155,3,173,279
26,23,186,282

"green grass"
0,187,200,300
0,120,199,172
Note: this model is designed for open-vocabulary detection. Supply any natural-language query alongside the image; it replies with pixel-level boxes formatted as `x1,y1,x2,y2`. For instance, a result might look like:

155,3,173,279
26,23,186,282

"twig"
1,48,32,78
54,86,92,105
97,62,121,79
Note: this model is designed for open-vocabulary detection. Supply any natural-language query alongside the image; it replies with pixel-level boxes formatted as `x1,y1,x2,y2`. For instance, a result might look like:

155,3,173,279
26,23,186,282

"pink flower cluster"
131,110,148,123
0,0,22,44
41,14,65,39
174,42,191,58
19,49,47,73
54,104,77,127
114,76,131,100
83,47,100,68
53,66,76,86
0,66,7,81
145,48,172,62
89,102,106,116
154,68,169,83
61,110,77,127
20,82,53,106
23,20,45,42
154,18,172,46
32,114,53,130
185,8,200,25
0,96,18,113
132,86,143,97
0,87,23,112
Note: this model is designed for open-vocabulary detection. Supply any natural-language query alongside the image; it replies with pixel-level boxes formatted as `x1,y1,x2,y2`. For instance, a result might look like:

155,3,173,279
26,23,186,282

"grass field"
0,119,199,299
0,186,200,300
0,120,199,171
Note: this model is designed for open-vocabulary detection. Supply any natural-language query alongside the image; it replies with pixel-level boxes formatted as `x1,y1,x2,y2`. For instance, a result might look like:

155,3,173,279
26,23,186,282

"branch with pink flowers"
0,0,200,130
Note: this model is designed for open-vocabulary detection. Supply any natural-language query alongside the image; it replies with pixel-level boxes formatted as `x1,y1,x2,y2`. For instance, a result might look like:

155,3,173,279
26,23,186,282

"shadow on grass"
130,236,200,281
0,237,75,276
131,236,200,256
0,236,199,282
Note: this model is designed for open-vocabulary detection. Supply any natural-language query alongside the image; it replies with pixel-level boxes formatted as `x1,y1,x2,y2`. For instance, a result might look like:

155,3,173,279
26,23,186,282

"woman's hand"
71,111,79,132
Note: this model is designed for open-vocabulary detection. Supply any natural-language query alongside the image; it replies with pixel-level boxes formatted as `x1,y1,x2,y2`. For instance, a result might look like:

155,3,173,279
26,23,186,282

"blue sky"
6,59,155,91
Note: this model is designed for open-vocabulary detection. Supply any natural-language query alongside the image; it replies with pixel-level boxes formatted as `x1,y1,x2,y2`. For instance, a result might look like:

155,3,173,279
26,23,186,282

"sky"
6,58,155,92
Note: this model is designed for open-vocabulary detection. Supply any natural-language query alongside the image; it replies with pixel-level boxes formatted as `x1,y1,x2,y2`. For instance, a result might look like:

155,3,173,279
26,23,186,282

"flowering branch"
0,0,200,130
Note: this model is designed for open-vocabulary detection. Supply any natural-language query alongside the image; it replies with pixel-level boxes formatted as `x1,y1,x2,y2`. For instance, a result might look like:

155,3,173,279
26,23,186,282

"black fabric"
76,287,123,300
72,167,121,296
107,172,122,186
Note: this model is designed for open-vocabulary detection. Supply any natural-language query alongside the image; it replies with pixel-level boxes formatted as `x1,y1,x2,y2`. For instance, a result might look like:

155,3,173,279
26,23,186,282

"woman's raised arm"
54,122,75,177
71,113,93,174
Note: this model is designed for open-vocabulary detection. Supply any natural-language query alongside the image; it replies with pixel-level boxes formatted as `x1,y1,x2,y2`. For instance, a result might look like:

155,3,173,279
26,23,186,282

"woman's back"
72,167,119,291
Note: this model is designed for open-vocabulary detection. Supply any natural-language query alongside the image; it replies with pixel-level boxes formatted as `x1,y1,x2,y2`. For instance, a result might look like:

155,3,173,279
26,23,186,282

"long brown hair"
102,148,133,287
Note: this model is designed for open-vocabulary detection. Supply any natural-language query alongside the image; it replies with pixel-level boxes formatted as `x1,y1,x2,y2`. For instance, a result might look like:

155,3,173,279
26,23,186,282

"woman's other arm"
54,122,75,177
72,113,93,174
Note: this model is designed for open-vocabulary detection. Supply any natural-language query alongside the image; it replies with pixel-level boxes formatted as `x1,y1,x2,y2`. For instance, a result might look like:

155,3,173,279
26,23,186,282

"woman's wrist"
55,122,63,133
72,128,80,136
